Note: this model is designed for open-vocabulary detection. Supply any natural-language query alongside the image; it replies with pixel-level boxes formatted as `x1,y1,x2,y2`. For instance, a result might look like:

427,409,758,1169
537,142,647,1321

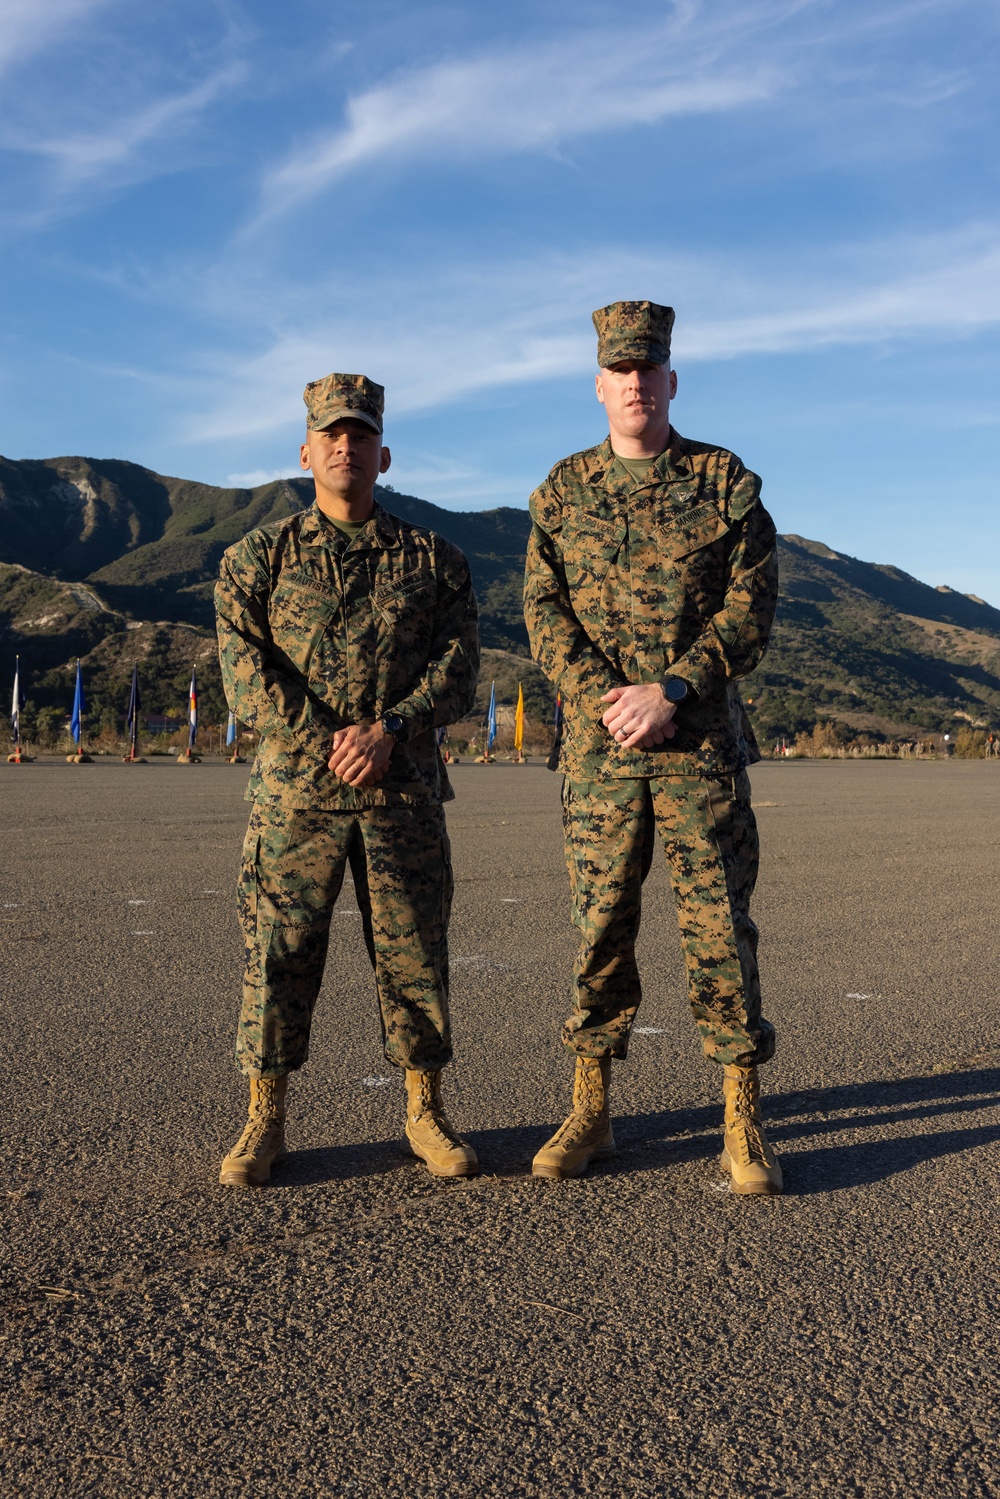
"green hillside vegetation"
744,537,1000,744
3,453,1000,746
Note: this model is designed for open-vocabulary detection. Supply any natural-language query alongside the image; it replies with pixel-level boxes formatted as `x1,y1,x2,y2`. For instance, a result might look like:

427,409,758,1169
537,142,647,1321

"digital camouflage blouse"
216,503,479,809
524,431,778,780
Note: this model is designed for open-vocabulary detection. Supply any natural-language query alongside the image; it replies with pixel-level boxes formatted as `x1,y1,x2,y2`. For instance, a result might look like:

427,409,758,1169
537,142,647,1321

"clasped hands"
327,683,675,782
327,724,395,787
601,683,678,750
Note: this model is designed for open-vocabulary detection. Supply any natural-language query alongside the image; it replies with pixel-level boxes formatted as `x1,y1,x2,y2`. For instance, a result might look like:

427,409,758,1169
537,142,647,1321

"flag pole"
123,663,146,763
68,659,93,763
477,681,497,764
177,666,201,763
513,682,525,763
7,654,32,764
227,710,245,764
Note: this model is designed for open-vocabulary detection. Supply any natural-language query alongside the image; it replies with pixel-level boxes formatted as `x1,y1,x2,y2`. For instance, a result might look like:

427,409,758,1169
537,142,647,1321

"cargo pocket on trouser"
362,804,453,1073
701,774,774,1068
235,808,348,1077
560,778,651,1060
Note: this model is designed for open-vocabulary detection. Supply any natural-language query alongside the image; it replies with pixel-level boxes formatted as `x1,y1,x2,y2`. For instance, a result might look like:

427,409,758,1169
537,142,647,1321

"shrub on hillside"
953,726,988,758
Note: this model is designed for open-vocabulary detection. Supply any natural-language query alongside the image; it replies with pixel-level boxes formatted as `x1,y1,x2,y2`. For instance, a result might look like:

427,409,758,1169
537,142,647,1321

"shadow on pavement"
269,1138,411,1189
266,1067,1000,1189
613,1065,1000,1194
787,1118,1000,1195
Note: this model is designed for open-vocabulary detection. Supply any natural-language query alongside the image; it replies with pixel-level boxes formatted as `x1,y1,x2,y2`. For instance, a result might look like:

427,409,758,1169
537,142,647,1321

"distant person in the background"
524,302,782,1194
214,373,480,1187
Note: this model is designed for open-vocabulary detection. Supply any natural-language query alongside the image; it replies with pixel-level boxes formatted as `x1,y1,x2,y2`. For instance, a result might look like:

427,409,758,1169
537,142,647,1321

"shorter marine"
524,300,783,1194
216,372,480,1186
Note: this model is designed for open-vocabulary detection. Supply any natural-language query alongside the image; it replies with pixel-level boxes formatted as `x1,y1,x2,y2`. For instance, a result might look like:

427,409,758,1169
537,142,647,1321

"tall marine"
524,300,783,1194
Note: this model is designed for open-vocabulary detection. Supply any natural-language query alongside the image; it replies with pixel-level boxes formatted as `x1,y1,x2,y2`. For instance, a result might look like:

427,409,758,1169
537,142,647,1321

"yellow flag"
514,683,524,752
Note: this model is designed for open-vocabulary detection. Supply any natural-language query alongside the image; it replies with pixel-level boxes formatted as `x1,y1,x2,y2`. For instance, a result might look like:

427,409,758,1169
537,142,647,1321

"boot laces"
233,1116,281,1160
550,1100,606,1150
413,1107,462,1149
409,1075,463,1151
731,1117,769,1167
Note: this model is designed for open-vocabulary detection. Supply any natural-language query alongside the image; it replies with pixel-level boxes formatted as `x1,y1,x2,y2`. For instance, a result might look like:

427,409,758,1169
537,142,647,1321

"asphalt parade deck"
2,758,999,1498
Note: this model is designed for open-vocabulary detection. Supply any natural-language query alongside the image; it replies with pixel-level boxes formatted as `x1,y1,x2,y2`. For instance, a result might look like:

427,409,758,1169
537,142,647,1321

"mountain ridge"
3,452,998,741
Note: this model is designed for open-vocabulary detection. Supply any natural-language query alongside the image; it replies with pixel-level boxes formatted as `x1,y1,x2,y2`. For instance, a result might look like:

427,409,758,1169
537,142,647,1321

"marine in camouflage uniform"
524,301,783,1193
216,372,480,1187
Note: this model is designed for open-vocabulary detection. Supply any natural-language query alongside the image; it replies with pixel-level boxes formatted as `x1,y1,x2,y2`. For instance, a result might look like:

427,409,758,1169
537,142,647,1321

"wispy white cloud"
16,62,246,191
251,0,986,225
254,10,785,224
0,7,250,231
386,454,540,510
173,222,1000,442
225,466,300,488
0,0,114,76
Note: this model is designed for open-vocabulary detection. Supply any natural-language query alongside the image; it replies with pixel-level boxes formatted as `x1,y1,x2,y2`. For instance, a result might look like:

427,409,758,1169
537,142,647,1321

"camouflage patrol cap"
592,301,675,368
303,372,384,433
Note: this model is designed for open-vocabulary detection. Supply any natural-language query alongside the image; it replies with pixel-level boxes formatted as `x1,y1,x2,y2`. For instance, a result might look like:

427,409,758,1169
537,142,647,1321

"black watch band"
381,712,407,743
661,676,690,705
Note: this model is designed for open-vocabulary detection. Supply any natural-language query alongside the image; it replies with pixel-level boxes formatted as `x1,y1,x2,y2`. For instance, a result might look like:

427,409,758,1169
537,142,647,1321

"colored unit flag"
10,656,21,744
513,683,524,753
187,668,198,750
553,690,563,733
226,711,237,747
126,665,142,737
70,660,85,745
486,681,497,752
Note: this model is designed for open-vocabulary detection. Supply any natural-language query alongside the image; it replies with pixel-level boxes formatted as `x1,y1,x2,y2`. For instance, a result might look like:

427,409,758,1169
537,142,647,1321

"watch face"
664,678,688,703
383,713,404,736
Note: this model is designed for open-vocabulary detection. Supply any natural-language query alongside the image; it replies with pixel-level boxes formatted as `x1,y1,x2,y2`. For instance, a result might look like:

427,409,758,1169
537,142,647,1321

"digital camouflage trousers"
235,801,453,1078
561,773,775,1069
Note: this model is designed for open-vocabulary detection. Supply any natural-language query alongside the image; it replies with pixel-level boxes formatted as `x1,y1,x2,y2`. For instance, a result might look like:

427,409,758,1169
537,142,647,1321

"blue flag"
71,660,85,745
486,681,497,752
226,711,236,747
10,656,21,745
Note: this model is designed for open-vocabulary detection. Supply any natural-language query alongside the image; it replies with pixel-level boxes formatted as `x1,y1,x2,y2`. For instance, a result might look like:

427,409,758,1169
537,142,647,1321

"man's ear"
379,446,392,474
595,373,606,407
299,442,312,472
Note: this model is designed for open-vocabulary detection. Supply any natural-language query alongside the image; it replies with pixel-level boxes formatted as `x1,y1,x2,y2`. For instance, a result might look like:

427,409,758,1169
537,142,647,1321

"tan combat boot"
720,1064,783,1195
404,1070,479,1178
219,1075,289,1188
531,1056,617,1181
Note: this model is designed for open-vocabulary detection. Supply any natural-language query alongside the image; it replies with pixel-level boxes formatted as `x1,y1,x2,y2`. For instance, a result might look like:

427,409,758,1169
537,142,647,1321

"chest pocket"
656,502,733,619
268,573,342,675
372,572,438,632
657,501,731,562
560,516,627,587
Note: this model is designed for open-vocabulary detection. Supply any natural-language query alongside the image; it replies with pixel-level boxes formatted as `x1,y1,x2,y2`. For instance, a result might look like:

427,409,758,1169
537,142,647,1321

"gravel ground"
1,757,999,1497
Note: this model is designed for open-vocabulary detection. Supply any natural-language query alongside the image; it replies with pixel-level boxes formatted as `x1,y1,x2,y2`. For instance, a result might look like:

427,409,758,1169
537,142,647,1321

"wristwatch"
381,711,408,743
660,677,690,705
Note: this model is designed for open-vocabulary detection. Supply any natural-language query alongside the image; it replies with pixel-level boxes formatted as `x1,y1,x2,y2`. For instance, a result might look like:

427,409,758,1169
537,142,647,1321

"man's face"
299,418,390,503
595,360,676,442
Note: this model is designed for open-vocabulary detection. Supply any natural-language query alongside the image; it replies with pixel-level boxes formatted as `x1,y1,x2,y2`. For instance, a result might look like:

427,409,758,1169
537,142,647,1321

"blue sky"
2,0,999,598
